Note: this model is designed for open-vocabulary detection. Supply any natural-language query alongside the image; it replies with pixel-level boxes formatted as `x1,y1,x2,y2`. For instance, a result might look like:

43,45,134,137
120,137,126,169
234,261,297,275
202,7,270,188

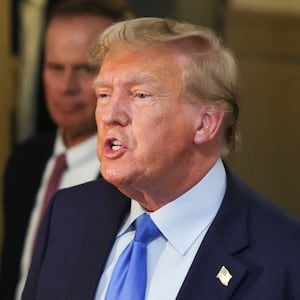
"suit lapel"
177,170,250,300
66,180,130,300
176,240,248,300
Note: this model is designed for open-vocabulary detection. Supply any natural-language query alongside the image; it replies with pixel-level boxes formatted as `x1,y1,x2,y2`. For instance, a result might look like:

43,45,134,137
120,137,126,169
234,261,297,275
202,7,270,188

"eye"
96,90,111,103
136,93,147,99
98,92,110,98
83,65,98,73
133,92,151,100
46,63,63,72
79,65,98,76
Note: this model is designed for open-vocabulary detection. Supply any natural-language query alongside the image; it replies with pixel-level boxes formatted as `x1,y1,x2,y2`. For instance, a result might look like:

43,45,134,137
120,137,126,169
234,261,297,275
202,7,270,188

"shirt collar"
117,200,146,236
119,159,226,255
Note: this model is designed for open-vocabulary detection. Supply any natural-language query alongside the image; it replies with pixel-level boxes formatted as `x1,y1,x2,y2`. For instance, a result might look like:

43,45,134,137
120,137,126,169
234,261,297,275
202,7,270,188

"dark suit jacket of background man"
0,131,100,300
21,169,300,300
0,131,55,300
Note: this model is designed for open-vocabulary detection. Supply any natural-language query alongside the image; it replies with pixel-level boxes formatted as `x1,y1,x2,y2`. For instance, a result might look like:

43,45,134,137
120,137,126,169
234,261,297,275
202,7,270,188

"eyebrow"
93,73,159,90
92,78,105,89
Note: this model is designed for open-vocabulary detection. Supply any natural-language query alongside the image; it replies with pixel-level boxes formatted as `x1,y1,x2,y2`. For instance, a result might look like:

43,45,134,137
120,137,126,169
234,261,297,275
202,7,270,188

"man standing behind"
0,1,131,299
22,17,300,299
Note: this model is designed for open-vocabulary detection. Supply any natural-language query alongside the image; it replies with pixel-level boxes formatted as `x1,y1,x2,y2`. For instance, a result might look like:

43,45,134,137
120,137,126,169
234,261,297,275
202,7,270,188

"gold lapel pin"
216,266,232,286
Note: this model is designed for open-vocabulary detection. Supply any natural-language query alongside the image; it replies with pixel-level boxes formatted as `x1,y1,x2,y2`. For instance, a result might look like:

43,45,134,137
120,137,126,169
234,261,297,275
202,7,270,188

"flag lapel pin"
216,266,232,286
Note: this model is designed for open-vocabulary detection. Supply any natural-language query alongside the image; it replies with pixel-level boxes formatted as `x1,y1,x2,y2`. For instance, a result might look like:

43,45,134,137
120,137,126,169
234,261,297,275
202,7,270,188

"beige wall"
176,0,219,26
0,0,17,253
176,0,300,218
224,1,300,217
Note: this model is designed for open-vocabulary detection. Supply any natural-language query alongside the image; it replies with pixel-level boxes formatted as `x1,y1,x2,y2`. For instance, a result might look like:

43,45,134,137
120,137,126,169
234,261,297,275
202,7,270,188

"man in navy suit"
22,17,300,299
0,1,132,299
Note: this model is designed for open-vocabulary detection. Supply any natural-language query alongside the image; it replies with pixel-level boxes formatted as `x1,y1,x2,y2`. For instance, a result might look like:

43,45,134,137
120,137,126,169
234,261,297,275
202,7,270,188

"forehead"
98,44,183,84
46,15,112,45
45,16,113,63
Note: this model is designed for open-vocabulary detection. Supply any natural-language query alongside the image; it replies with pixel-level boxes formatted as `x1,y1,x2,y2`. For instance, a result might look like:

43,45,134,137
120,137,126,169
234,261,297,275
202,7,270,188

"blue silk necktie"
105,213,160,300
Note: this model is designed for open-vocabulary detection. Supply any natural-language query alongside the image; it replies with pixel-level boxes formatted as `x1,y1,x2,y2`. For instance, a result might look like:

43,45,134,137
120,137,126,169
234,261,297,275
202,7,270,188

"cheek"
141,110,193,150
95,108,106,146
97,139,103,161
133,112,170,150
95,106,102,126
44,81,60,108
44,72,58,91
45,86,56,110
81,91,97,112
83,85,97,103
85,100,97,114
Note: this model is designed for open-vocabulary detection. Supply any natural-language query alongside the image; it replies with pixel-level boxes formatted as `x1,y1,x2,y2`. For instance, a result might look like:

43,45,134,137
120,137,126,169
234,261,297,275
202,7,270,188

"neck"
117,157,219,212
62,131,96,148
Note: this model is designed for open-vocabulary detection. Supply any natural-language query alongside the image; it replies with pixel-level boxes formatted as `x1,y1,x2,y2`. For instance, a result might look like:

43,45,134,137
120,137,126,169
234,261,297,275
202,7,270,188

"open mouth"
111,139,122,151
104,137,126,158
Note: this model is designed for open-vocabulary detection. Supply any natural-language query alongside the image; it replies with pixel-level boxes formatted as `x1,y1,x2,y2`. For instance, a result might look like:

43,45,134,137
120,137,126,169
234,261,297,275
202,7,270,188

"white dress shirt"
15,131,99,300
94,159,226,300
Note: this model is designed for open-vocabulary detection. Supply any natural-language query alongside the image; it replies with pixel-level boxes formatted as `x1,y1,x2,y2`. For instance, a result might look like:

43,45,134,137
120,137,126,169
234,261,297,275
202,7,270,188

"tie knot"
134,214,160,244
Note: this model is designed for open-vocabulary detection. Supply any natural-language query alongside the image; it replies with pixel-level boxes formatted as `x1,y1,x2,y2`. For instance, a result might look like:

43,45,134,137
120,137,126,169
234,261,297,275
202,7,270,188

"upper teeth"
111,140,121,151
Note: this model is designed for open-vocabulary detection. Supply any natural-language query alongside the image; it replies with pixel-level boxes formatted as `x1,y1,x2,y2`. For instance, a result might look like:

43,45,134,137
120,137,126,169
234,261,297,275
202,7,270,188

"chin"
103,168,136,189
102,168,124,184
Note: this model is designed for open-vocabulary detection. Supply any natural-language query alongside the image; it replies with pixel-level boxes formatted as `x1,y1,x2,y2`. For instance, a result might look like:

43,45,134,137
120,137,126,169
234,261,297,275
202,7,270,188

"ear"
194,106,225,145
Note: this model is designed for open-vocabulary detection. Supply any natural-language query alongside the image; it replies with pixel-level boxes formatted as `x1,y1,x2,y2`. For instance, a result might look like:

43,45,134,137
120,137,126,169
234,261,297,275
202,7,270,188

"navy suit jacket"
21,170,300,300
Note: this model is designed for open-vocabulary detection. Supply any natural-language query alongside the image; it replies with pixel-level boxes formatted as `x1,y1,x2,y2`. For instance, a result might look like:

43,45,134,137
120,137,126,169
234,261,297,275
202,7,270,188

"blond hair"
89,17,240,155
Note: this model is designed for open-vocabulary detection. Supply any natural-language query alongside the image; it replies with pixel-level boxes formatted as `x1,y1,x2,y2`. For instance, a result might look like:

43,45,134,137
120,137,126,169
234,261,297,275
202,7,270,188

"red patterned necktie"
40,153,67,220
32,153,67,253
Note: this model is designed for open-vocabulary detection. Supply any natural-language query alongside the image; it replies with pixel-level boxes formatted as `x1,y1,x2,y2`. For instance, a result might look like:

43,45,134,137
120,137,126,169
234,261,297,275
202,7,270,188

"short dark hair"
46,0,133,25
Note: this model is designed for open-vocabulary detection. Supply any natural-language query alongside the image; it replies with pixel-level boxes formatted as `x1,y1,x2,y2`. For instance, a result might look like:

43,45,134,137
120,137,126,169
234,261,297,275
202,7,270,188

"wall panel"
225,0,300,217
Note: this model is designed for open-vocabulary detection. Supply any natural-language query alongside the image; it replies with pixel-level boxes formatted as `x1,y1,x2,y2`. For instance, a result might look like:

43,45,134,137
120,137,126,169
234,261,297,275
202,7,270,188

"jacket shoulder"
226,169,300,251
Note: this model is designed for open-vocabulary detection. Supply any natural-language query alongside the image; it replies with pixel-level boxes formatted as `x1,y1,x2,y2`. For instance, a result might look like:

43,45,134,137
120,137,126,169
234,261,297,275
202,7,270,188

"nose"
97,92,130,127
60,70,80,94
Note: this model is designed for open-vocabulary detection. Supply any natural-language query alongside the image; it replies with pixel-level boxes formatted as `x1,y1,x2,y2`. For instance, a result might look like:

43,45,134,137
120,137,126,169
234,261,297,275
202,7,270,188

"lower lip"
103,144,126,158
